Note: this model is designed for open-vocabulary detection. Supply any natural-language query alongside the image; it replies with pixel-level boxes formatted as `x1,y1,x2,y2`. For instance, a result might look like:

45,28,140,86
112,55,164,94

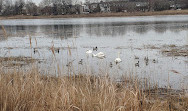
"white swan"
115,52,122,64
86,50,92,54
92,52,105,59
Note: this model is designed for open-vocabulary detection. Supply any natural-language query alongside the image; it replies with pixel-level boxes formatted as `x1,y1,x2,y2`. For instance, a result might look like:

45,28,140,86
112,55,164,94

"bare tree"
25,1,37,15
1,0,14,15
0,0,3,14
153,0,170,11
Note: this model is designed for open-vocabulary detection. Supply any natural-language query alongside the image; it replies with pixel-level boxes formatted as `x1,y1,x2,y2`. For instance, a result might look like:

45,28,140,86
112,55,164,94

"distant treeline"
0,0,187,16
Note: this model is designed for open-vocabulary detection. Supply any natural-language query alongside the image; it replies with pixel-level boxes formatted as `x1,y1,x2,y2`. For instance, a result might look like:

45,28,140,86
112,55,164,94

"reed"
0,67,187,111
29,35,32,48
1,25,7,38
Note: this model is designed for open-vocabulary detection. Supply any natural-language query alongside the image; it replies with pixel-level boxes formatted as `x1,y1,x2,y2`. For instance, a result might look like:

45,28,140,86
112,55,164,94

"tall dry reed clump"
0,67,187,111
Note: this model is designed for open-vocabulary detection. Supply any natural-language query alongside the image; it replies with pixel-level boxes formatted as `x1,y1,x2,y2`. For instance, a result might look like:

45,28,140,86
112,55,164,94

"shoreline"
0,10,188,20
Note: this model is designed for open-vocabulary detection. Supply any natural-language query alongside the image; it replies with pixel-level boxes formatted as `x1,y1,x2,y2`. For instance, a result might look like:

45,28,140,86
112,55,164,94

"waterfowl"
33,48,38,54
114,52,122,64
86,50,92,54
34,48,36,54
134,56,139,59
57,48,60,53
66,59,75,67
78,59,83,65
144,56,149,66
55,48,60,53
109,62,113,68
135,61,139,67
92,52,105,59
144,56,149,61
93,46,98,51
152,59,156,63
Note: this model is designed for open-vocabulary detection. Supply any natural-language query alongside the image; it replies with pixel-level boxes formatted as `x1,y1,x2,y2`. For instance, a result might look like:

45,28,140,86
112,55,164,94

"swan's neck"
118,52,120,58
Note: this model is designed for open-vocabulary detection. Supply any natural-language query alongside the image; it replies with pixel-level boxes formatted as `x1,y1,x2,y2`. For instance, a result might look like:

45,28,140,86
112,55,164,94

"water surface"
0,15,188,90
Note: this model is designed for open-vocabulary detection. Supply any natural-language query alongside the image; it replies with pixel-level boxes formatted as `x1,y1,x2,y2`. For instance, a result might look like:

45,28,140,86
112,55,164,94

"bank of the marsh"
0,10,188,20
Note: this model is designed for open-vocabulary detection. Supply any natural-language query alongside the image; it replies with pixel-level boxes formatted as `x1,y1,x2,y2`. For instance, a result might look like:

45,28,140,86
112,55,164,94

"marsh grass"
0,67,187,111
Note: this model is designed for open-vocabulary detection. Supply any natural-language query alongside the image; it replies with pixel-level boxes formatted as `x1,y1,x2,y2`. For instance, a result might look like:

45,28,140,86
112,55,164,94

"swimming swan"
114,52,122,64
92,52,105,59
86,50,92,54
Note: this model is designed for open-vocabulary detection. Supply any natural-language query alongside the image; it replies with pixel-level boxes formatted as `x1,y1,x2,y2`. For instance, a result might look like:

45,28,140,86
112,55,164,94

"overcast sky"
32,0,42,5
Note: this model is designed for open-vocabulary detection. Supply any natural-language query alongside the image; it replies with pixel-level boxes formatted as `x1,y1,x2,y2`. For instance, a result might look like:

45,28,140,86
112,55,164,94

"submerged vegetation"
0,67,188,111
0,57,39,67
144,44,188,57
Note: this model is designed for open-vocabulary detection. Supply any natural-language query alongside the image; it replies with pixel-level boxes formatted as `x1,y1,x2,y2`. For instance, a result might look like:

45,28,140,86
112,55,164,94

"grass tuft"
0,68,187,111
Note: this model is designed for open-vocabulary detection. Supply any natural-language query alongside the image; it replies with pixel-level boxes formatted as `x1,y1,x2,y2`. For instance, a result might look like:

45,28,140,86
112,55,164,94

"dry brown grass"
0,67,187,111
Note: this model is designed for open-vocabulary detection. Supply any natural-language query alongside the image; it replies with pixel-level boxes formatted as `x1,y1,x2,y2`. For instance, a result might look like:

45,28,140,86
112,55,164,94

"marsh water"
0,15,188,90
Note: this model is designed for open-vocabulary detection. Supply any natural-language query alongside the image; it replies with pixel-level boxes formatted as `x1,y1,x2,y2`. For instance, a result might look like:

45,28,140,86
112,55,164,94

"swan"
114,52,122,64
86,50,92,54
92,52,105,59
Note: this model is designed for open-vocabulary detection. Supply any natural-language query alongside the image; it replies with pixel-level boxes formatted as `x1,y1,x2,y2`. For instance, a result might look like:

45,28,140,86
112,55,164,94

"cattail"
35,37,37,46
68,45,72,56
1,25,8,38
29,35,32,48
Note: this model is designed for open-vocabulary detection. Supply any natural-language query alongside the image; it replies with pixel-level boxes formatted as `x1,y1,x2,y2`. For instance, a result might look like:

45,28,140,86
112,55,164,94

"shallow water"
0,15,188,90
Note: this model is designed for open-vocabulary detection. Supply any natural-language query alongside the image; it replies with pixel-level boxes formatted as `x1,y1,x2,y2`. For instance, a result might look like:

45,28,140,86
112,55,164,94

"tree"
13,0,25,15
2,0,14,15
151,0,170,11
176,0,188,9
93,4,100,13
25,1,38,15
52,3,58,15
0,0,3,14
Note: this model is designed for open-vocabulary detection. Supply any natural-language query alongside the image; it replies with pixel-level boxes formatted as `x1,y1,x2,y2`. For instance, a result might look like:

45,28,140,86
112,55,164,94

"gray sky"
32,0,42,5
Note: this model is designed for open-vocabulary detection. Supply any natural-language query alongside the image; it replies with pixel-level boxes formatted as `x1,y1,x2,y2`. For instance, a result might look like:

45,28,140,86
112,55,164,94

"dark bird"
135,61,139,67
66,59,75,67
109,62,113,68
144,56,149,66
78,59,83,65
34,48,36,54
152,59,157,63
93,46,98,51
57,48,60,53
